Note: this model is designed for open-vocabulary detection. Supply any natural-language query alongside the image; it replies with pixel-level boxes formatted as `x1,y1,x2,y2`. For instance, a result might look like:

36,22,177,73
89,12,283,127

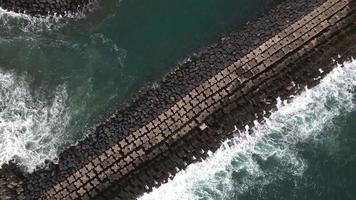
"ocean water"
0,0,274,171
140,59,356,200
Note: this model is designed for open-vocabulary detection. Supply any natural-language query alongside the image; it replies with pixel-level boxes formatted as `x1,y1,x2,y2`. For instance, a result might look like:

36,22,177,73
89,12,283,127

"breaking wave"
0,7,80,33
140,58,356,200
0,19,127,172
0,0,118,34
0,70,71,172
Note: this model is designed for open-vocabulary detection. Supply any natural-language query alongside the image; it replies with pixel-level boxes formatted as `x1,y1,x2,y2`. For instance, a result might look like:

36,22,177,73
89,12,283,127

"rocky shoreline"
0,0,355,199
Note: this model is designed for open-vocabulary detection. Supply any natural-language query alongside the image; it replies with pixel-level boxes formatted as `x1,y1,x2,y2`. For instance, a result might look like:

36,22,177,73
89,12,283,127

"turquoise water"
140,59,356,200
0,0,273,170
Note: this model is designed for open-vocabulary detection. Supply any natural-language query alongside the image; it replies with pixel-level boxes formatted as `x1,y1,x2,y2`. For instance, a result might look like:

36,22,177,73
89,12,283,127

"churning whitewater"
0,70,70,172
0,6,86,33
140,58,356,200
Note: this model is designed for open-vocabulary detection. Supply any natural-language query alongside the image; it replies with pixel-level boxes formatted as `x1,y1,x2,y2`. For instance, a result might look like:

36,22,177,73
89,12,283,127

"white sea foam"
139,58,356,200
0,3,95,33
0,8,69,32
0,70,70,172
0,0,109,33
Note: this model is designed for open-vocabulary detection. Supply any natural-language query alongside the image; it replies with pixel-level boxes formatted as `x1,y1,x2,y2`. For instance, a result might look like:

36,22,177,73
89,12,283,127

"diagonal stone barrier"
0,0,355,199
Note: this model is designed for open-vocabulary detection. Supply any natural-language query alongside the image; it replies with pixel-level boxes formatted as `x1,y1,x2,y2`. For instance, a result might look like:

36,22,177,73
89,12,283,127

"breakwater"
1,0,356,199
